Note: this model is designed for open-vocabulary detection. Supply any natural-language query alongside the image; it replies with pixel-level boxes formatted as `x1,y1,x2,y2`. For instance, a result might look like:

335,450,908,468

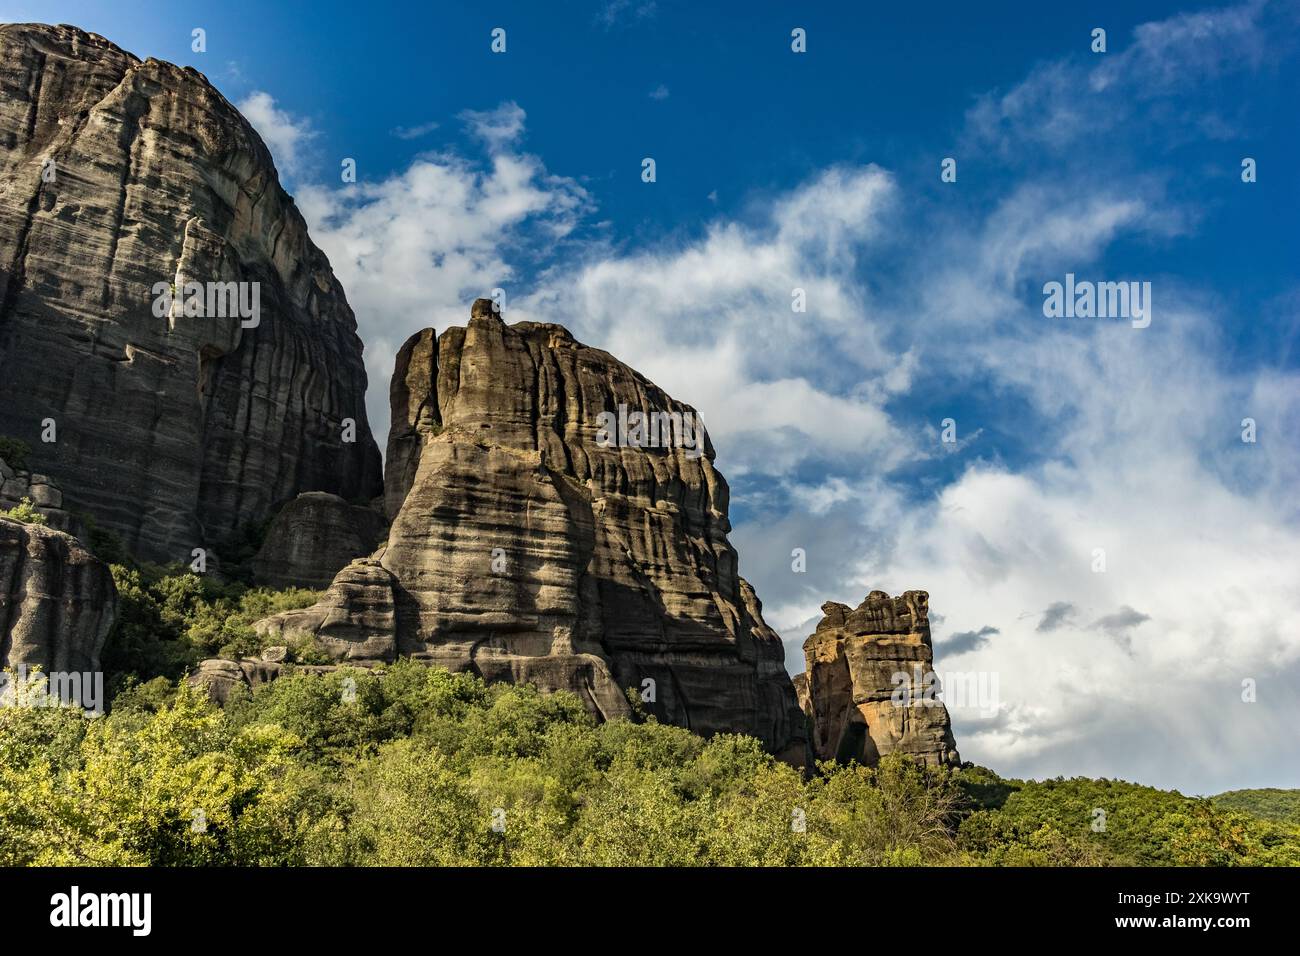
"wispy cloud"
390,120,440,140
596,0,657,29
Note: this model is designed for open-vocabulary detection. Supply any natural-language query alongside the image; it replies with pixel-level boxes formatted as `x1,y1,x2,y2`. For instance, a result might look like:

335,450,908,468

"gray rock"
187,656,346,704
0,515,116,674
0,457,85,538
0,24,382,564
254,559,398,662
275,300,806,758
27,483,60,509
251,491,386,589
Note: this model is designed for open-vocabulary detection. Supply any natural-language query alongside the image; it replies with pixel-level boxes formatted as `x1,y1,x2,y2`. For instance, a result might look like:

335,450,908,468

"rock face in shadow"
251,492,385,589
270,300,806,758
801,590,960,768
0,24,381,564
0,453,83,538
0,515,116,674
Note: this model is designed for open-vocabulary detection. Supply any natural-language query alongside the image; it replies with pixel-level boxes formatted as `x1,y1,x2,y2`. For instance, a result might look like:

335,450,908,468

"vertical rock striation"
0,23,381,563
251,491,385,589
267,300,806,759
802,590,960,768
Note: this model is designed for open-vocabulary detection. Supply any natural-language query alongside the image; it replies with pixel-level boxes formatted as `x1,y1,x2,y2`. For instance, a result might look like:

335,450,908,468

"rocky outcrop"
187,656,336,705
801,590,960,769
0,24,382,564
275,300,806,758
254,557,397,661
251,492,385,589
0,515,116,674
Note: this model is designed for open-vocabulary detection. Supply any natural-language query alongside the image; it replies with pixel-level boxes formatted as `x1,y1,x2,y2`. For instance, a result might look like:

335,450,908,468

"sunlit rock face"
0,23,381,563
802,590,961,769
275,299,806,759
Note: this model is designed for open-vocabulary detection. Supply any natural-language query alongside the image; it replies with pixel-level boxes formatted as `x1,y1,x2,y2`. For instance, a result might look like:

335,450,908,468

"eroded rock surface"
0,24,381,563
281,300,806,757
251,492,385,589
801,590,960,768
0,515,116,673
0,453,83,537
254,558,398,662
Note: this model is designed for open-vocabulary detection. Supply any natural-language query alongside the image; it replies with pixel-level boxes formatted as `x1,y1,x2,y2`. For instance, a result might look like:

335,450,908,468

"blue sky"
8,0,1299,794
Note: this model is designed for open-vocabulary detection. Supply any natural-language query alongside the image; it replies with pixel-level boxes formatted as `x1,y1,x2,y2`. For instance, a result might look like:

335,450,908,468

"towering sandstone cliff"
802,590,960,768
259,300,806,759
0,24,381,563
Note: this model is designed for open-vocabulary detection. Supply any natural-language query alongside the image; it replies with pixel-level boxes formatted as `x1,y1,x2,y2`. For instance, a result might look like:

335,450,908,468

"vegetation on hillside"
1213,788,1300,826
1,657,1295,867
102,565,320,693
1,560,1293,868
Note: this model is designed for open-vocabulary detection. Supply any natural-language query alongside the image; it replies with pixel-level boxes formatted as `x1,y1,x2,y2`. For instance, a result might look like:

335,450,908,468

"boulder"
187,657,338,705
0,455,82,537
254,558,398,662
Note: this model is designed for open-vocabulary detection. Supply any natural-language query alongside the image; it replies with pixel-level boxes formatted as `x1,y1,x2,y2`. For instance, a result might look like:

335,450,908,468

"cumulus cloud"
272,0,1298,793
237,91,315,180
295,104,590,441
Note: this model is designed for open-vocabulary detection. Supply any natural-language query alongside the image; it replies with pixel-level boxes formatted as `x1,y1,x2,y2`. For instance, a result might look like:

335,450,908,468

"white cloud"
273,1,1298,793
459,101,526,150
391,120,440,140
237,91,315,180
295,104,589,442
596,0,657,29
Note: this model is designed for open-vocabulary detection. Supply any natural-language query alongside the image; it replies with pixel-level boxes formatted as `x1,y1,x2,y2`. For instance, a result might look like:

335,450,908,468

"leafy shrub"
1,497,47,525
99,564,321,686
2,655,1295,867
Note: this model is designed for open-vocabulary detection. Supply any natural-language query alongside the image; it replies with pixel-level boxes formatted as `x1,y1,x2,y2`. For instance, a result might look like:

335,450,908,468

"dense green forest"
1,565,1297,867
1212,789,1300,826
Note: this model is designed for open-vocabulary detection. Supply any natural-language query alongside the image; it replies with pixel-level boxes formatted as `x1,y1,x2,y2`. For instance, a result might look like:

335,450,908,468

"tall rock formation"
801,590,960,768
263,300,806,759
0,23,381,563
